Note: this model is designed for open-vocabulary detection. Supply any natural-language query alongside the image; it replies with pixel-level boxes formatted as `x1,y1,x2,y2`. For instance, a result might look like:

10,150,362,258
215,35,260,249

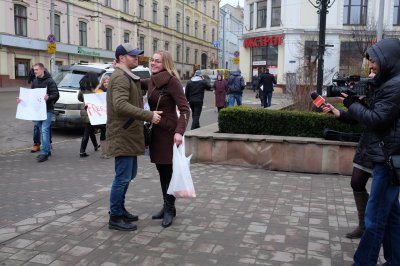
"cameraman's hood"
366,38,400,86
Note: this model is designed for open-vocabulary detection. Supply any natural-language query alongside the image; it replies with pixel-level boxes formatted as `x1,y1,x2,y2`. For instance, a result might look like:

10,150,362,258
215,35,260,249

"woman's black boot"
162,195,176,228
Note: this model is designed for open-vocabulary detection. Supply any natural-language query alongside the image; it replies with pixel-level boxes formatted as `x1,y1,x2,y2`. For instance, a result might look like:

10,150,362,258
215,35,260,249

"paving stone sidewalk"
0,137,375,265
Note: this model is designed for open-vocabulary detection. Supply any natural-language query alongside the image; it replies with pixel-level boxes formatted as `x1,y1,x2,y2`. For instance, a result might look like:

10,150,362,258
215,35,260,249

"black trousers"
80,123,98,153
156,164,173,197
190,102,203,130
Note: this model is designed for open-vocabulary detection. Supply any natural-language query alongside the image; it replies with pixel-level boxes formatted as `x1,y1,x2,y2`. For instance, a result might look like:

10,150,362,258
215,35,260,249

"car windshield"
54,71,85,90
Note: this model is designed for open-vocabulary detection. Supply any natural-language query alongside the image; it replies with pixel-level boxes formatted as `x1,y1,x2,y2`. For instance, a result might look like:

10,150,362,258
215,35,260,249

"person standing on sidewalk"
257,68,277,108
226,70,245,107
342,38,400,266
107,43,162,231
21,63,59,162
213,74,228,112
185,73,209,129
141,50,190,228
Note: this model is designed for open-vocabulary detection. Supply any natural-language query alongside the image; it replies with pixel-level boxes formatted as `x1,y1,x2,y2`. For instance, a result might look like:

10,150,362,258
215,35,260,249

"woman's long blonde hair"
155,50,180,80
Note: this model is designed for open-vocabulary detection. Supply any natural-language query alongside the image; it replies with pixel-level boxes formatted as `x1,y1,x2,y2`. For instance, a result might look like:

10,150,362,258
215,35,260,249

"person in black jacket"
29,63,59,162
341,39,400,266
185,74,210,129
257,68,277,108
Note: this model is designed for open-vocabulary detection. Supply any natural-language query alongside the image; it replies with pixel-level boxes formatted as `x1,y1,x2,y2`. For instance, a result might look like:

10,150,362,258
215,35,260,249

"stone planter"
185,123,356,175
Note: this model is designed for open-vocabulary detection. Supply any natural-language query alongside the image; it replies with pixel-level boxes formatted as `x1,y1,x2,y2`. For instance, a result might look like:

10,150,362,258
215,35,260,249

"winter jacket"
141,70,190,164
257,72,277,93
214,79,228,107
227,71,245,94
185,76,209,103
31,70,59,112
346,38,400,162
106,64,154,157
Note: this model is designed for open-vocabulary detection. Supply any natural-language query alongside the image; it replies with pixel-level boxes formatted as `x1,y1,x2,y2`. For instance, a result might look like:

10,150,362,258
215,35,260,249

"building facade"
240,0,400,84
0,0,219,87
218,4,243,70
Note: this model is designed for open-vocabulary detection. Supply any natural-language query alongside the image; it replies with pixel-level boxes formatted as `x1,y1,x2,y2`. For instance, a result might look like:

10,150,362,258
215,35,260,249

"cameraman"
339,39,400,266
323,72,375,240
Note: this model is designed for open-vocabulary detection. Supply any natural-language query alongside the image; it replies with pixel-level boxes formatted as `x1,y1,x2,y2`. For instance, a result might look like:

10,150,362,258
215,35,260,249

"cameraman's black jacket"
347,39,400,162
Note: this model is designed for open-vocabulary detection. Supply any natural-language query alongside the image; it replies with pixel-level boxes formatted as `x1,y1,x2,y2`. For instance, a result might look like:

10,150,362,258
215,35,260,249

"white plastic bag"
167,144,196,198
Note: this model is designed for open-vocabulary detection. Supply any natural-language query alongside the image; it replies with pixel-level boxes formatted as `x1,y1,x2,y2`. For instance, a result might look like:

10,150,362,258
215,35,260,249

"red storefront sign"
243,35,283,48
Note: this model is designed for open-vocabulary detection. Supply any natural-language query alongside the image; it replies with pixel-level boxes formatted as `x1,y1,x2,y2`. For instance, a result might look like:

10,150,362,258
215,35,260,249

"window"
203,24,206,40
176,13,181,32
186,17,190,34
194,0,198,9
195,21,199,37
164,7,169,27
186,48,190,63
54,14,61,42
15,59,30,78
203,0,206,13
257,1,267,28
138,0,144,19
106,28,112,50
79,21,87,46
212,6,215,19
394,0,400,25
124,32,129,43
195,49,198,64
104,0,111,7
343,0,368,25
271,0,281,27
211,28,215,43
153,39,158,53
139,36,145,51
152,1,158,24
340,41,364,74
164,41,169,51
249,3,254,30
176,45,181,62
252,44,278,66
123,0,129,13
14,4,27,36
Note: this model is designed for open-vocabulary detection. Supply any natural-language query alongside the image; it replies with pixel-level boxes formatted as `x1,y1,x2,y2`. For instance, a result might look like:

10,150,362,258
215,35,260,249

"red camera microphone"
310,91,327,108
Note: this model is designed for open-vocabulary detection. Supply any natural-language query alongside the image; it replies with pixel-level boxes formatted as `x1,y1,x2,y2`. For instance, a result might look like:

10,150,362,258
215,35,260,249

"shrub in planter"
218,106,363,138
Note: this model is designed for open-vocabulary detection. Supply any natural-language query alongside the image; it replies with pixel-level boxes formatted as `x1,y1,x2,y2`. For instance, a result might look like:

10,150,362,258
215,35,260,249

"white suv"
53,63,150,128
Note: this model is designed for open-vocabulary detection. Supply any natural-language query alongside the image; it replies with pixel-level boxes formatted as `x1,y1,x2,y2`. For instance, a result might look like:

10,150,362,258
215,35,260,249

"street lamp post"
308,0,336,95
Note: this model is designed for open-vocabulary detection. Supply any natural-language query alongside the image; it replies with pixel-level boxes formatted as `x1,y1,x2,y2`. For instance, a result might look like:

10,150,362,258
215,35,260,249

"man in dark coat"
29,63,59,162
343,38,400,266
257,68,277,108
226,70,245,107
185,74,210,129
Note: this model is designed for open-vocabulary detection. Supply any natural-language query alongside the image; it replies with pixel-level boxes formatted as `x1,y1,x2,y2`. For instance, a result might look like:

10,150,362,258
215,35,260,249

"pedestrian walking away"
185,73,209,129
257,68,277,108
141,50,190,228
226,70,245,107
341,38,400,266
106,43,163,231
78,72,100,158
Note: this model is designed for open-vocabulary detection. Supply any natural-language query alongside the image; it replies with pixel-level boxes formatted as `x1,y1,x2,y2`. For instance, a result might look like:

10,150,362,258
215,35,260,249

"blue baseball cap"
115,43,144,59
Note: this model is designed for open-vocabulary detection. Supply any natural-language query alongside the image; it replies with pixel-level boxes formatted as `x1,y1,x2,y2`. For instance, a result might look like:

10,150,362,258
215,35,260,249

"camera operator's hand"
341,93,359,108
323,103,340,118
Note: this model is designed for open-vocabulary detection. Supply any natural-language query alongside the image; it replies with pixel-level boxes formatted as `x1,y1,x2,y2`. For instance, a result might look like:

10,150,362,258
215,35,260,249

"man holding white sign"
17,63,59,163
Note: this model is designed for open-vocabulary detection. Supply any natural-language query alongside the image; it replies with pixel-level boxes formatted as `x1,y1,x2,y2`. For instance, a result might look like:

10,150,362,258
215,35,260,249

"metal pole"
50,0,56,75
377,0,384,41
316,0,327,95
222,10,226,69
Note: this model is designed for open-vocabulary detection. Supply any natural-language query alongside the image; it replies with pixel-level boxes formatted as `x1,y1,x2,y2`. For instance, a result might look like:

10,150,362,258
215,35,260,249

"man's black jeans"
189,102,203,130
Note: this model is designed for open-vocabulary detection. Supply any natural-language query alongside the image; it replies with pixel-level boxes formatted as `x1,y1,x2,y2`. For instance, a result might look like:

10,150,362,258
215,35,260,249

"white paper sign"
16,87,47,121
84,92,107,125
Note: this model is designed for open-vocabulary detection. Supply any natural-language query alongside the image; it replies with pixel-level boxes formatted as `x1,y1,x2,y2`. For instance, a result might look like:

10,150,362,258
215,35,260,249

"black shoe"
80,152,89,157
122,209,138,222
109,215,137,231
94,144,100,151
36,151,51,159
152,207,176,220
37,154,48,163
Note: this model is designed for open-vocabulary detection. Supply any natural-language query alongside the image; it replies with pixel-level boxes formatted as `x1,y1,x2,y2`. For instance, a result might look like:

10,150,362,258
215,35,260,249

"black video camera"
326,75,373,97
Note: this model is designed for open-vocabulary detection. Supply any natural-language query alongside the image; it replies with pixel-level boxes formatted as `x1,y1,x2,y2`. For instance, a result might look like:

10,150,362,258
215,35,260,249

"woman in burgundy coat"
213,74,228,111
141,50,190,228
